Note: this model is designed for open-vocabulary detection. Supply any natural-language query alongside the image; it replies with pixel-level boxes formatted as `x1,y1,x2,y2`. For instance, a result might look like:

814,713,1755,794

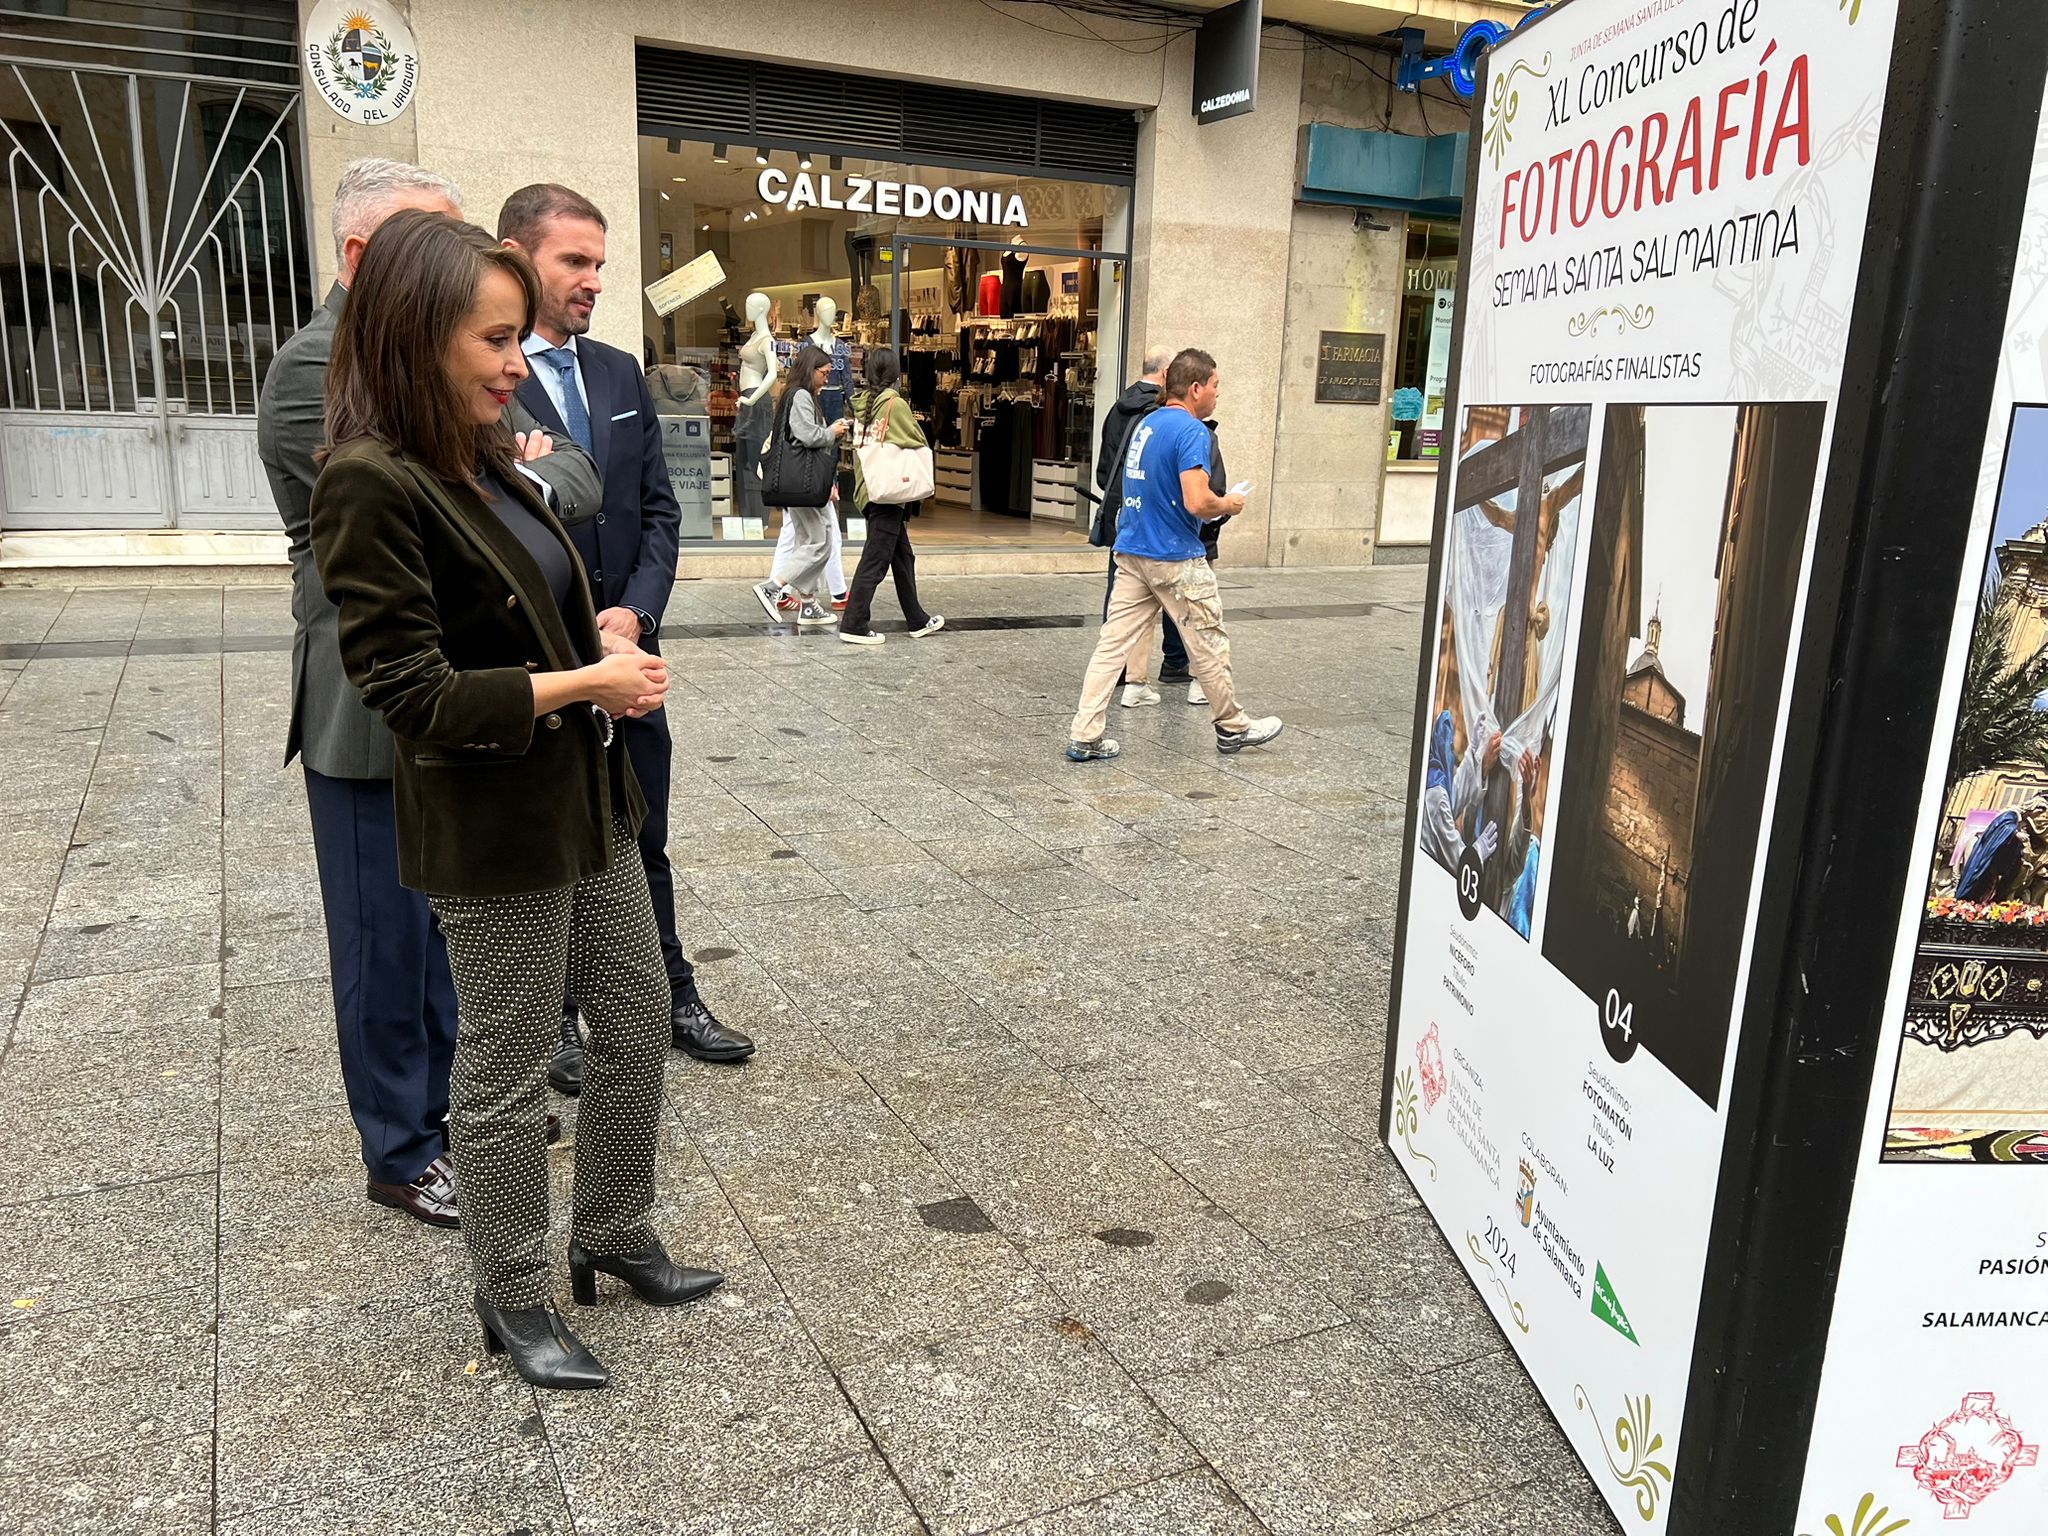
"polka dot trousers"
429,818,672,1309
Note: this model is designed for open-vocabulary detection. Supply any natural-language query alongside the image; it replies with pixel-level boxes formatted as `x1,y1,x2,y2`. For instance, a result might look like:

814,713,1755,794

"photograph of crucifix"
1419,403,1591,941
1542,401,1825,1110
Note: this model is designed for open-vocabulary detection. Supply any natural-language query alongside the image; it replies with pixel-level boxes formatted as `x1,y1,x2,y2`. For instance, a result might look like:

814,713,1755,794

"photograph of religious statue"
1542,402,1825,1109
1417,403,1590,941
1886,405,2048,1166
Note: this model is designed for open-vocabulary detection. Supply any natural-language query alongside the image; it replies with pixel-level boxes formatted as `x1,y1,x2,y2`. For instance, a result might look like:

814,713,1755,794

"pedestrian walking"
839,346,944,646
1066,348,1282,762
257,158,593,1228
772,500,849,614
1124,410,1230,710
752,344,847,630
310,211,722,1390
500,183,755,1090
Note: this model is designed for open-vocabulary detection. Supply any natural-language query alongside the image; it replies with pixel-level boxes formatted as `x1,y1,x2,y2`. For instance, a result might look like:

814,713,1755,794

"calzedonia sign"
1193,0,1261,124
756,168,1028,228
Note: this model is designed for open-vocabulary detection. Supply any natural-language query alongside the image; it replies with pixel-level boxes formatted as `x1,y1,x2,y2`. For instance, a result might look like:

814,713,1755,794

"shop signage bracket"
1193,0,1262,124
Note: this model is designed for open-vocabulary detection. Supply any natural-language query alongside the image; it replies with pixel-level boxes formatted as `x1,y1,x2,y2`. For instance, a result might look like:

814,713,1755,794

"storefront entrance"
635,45,1135,559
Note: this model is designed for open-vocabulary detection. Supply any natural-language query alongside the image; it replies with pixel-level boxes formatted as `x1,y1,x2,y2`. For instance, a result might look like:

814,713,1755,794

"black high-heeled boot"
568,1239,724,1307
475,1293,610,1389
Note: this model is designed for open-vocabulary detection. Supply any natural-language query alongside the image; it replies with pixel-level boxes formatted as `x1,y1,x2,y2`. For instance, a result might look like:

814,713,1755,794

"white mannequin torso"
738,325,778,403
738,292,779,405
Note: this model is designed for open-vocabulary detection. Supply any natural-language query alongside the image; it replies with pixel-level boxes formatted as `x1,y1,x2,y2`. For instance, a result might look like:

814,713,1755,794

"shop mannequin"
738,292,779,405
811,295,853,425
734,292,780,532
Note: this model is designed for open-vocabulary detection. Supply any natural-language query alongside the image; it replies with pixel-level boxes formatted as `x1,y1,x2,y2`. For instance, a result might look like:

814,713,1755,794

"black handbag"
757,388,837,508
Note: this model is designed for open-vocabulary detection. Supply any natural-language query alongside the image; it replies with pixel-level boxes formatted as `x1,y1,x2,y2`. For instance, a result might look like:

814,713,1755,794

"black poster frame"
1376,2,2048,1529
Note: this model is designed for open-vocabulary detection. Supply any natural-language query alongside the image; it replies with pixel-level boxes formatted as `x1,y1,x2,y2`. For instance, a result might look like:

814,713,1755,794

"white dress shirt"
522,332,590,428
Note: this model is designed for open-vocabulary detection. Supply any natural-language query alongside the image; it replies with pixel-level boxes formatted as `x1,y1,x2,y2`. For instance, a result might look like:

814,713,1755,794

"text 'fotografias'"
1498,0,1807,259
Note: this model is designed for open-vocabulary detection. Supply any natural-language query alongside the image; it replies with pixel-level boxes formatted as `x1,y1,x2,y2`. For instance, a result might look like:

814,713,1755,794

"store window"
1388,218,1461,464
638,136,1130,545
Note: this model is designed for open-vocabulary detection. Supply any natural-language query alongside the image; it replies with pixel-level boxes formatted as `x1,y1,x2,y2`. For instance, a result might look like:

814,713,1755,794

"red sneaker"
776,590,800,611
831,592,849,612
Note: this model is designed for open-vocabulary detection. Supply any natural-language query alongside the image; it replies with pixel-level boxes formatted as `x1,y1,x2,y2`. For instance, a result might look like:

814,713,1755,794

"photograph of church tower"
1544,401,1826,1108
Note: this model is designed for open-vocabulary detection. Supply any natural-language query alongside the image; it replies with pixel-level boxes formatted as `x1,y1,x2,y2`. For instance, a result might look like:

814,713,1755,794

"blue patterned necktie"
543,348,592,452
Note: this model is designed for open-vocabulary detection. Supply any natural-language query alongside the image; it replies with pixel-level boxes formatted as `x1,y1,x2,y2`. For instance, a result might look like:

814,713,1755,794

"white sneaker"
1188,680,1208,705
839,627,885,646
1120,682,1161,708
752,581,785,622
796,600,837,628
909,615,946,638
1216,716,1283,754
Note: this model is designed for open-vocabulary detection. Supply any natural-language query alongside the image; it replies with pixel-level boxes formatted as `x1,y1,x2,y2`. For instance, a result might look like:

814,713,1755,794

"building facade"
0,0,1527,575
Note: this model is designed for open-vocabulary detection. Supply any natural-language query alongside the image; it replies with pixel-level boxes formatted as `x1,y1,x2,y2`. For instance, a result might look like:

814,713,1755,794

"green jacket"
309,437,645,899
851,388,928,513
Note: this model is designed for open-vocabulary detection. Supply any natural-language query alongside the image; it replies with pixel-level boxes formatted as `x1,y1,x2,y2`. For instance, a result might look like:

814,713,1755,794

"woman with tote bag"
752,344,845,629
838,347,943,646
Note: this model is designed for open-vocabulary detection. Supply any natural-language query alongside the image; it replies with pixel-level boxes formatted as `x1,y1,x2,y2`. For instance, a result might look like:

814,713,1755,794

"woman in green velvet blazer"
309,210,723,1392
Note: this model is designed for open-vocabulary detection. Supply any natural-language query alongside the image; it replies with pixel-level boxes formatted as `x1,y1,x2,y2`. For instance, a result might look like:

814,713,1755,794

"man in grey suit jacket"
258,158,601,1228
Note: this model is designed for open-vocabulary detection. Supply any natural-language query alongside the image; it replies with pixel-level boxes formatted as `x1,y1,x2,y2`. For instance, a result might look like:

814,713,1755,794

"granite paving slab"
0,568,1627,1536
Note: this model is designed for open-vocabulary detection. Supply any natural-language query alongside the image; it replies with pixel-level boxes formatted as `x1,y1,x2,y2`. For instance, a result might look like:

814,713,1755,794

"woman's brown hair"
322,208,539,485
774,343,831,405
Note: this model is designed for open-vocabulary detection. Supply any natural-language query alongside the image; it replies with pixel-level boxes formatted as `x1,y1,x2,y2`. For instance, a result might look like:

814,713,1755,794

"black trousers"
843,505,930,634
562,674,687,1028
619,707,688,993
303,768,459,1184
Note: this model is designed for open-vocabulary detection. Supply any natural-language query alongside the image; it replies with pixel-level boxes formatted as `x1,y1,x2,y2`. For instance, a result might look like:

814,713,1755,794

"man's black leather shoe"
671,987,755,1063
549,1011,586,1096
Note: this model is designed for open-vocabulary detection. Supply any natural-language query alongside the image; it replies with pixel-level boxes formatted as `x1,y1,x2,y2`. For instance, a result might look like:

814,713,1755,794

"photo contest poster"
1794,68,2048,1536
1386,0,1899,1528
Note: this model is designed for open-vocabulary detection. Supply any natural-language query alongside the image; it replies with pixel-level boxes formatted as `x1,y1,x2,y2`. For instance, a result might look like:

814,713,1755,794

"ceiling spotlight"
754,148,769,165
799,151,813,170
671,175,687,184
711,143,729,163
700,224,710,232
659,190,670,201
743,211,757,222
829,155,843,172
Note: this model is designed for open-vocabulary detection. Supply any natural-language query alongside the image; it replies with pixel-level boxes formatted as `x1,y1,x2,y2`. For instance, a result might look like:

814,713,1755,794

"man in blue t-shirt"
1065,348,1283,761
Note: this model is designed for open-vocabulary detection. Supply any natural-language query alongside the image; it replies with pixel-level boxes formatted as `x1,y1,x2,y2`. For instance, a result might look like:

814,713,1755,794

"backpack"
1090,402,1161,549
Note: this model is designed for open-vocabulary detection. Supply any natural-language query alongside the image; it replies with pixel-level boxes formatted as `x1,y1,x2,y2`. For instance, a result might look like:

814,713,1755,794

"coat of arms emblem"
326,13,392,101
306,0,419,123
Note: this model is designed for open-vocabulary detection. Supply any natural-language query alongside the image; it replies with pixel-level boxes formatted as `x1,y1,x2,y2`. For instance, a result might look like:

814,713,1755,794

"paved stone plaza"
0,565,1621,1536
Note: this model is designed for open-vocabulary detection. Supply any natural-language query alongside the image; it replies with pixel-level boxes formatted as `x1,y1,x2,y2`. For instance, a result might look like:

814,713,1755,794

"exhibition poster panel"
1794,71,2048,1536
1387,0,1898,1528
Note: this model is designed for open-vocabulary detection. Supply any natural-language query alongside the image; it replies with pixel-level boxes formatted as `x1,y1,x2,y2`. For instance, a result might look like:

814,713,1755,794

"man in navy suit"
499,183,755,1084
